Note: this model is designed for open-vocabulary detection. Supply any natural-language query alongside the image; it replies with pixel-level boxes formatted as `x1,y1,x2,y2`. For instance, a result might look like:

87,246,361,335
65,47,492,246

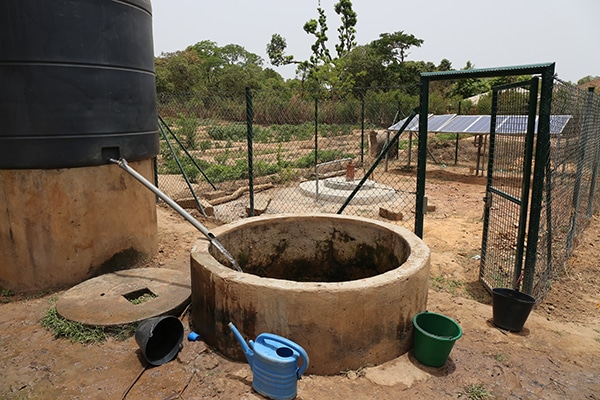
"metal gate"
480,78,540,292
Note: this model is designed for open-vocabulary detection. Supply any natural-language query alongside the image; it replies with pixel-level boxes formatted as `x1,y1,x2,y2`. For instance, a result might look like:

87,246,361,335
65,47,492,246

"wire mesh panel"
153,78,600,301
480,80,538,291
154,89,419,230
533,79,600,298
155,92,248,204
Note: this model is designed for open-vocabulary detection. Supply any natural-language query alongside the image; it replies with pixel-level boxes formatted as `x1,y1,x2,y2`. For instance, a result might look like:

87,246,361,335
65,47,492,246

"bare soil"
1,165,599,400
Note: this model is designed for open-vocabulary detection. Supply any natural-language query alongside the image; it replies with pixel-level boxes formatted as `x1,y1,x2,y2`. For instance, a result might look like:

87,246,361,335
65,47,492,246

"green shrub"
207,123,247,141
318,123,353,138
294,150,354,169
177,114,200,150
199,140,212,152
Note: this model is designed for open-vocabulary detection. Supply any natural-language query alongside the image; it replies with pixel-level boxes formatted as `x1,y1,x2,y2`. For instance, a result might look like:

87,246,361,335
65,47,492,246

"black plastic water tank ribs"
0,0,159,169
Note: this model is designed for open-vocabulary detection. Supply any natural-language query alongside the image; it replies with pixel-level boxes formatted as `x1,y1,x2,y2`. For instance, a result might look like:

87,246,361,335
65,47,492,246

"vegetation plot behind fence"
156,89,422,229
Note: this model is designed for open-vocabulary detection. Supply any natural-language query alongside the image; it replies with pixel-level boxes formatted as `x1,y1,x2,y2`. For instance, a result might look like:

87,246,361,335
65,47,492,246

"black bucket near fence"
492,288,536,332
0,0,159,169
135,316,184,366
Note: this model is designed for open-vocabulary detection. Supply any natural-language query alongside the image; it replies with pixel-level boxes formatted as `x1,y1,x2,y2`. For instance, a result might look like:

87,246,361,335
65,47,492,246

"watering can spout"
228,322,254,365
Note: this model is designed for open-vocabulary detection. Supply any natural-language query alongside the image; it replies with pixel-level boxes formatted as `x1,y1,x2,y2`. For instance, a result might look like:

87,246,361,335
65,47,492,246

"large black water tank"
0,0,159,169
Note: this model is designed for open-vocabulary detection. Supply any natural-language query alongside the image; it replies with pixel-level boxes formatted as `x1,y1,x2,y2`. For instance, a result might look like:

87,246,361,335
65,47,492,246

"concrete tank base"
190,214,430,375
0,159,157,293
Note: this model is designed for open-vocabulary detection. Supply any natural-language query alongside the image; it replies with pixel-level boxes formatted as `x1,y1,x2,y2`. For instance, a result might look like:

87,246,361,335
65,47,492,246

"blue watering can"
228,322,309,400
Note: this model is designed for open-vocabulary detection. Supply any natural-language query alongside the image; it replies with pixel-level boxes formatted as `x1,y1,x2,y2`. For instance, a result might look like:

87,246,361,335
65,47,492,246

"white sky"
152,0,600,83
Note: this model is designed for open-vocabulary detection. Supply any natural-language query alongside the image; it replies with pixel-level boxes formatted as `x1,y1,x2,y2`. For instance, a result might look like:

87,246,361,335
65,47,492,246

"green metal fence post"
415,78,430,238
158,121,207,217
454,101,461,165
246,87,254,217
585,87,599,217
337,108,418,214
522,63,555,294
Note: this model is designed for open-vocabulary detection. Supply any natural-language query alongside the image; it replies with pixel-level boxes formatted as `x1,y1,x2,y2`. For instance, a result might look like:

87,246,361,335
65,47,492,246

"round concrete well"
190,213,430,375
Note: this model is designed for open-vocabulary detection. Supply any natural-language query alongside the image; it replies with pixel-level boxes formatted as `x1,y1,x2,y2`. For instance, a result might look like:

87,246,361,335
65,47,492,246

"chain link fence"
534,79,600,298
155,79,600,300
155,88,422,230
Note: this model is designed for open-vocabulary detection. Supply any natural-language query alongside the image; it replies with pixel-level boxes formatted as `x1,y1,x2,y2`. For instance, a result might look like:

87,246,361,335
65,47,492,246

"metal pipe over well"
109,158,242,272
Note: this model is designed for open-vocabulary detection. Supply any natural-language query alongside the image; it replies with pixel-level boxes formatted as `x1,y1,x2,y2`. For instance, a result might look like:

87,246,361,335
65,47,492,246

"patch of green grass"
41,307,107,344
458,384,494,399
430,276,464,295
40,306,138,344
493,353,508,363
126,291,157,305
1,289,15,303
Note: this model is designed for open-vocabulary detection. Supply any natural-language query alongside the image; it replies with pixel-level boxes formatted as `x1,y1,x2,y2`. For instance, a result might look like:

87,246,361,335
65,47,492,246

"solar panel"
496,115,531,134
387,114,572,135
549,115,571,134
464,116,491,133
387,114,429,131
427,114,456,131
437,115,480,133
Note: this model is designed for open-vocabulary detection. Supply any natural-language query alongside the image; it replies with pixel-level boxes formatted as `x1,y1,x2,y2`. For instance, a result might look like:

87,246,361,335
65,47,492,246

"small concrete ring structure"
190,213,430,375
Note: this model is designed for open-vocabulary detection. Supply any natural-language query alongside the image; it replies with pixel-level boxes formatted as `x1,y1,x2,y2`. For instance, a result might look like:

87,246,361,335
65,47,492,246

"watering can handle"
267,335,309,379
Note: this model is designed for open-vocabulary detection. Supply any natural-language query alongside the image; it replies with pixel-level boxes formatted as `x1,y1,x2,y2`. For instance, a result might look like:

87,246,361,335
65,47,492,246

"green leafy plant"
199,139,212,152
278,166,300,184
294,150,354,169
458,384,494,399
1,289,15,303
207,123,247,141
429,275,464,295
41,307,107,344
40,306,138,344
214,149,231,165
177,114,201,150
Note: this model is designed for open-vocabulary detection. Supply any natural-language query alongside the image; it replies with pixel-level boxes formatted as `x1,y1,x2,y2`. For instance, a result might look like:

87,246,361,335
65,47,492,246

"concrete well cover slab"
56,268,190,327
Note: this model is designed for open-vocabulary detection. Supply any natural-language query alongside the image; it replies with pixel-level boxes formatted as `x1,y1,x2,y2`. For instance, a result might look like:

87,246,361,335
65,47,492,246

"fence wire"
155,82,600,301
155,88,420,229
534,79,600,298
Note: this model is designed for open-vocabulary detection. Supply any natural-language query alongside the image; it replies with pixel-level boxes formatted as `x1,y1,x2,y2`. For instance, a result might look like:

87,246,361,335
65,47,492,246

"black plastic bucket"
135,316,184,366
492,288,536,332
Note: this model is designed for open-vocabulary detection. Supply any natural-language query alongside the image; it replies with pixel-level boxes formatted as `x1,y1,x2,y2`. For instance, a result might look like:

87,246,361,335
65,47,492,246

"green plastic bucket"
412,311,462,367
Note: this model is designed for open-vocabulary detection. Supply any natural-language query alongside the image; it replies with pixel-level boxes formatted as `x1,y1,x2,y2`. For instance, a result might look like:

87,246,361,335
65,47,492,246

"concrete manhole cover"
56,268,190,326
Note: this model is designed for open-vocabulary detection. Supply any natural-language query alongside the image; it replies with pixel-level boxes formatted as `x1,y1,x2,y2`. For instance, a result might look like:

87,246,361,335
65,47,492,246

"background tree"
430,59,456,99
266,34,298,67
155,41,272,96
334,0,357,58
450,61,491,99
371,31,424,64
154,49,203,94
577,75,599,86
267,0,358,95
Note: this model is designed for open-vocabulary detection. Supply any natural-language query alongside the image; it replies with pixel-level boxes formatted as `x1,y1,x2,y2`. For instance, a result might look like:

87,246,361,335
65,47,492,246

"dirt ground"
1,164,599,400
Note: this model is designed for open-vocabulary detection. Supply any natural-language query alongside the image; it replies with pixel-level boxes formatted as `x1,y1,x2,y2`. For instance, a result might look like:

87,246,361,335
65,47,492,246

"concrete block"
203,190,227,201
379,207,403,221
176,198,215,217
